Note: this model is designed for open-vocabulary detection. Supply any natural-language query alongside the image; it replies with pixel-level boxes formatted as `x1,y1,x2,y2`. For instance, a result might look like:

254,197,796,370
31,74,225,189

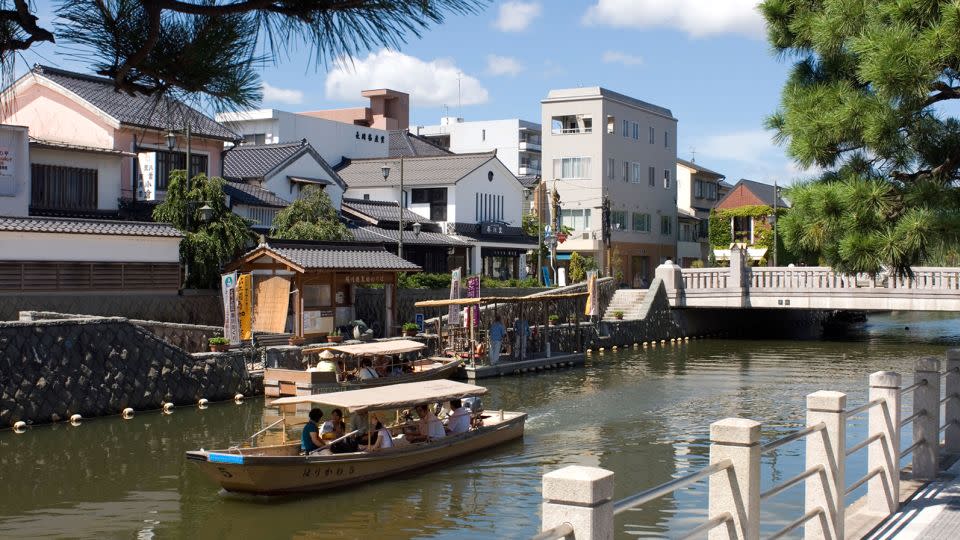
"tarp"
302,339,426,356
414,291,589,308
270,380,488,412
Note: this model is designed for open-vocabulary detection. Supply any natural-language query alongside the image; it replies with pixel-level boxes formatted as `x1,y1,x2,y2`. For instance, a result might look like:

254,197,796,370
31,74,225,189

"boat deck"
454,352,585,380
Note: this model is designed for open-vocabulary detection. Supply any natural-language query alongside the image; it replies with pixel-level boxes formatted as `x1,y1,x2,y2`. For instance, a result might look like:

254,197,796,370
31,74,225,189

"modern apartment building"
415,117,542,178
540,87,678,285
676,158,726,267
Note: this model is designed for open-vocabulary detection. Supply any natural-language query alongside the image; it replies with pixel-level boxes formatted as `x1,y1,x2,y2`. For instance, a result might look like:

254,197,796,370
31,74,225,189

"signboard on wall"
221,272,241,345
303,310,334,335
0,145,15,196
137,151,157,201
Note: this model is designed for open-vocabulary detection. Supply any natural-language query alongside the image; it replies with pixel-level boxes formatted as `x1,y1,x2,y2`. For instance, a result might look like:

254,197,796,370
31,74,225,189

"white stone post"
913,358,941,480
728,246,748,307
805,391,846,540
542,465,614,540
867,371,901,515
709,418,761,540
654,260,683,305
944,349,960,453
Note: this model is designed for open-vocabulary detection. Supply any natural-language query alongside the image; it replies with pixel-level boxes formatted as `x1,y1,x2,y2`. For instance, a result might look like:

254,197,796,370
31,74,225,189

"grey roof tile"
223,181,289,208
720,179,790,208
517,174,541,189
264,242,420,271
0,215,182,237
451,222,536,246
388,130,453,158
33,65,236,141
341,198,433,225
351,224,468,247
677,158,725,179
337,152,497,187
223,140,308,179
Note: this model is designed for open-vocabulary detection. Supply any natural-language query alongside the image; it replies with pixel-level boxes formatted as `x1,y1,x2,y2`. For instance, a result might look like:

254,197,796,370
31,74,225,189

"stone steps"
602,289,649,321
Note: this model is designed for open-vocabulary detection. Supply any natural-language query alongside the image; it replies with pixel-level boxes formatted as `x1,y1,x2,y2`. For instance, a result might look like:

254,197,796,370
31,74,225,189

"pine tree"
270,186,352,241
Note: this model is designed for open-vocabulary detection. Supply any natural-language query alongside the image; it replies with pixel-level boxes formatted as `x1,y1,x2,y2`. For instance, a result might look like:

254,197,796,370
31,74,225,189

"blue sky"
20,0,807,185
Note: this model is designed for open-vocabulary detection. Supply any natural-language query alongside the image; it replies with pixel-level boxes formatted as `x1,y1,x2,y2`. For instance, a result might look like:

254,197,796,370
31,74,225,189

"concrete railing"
536,348,960,540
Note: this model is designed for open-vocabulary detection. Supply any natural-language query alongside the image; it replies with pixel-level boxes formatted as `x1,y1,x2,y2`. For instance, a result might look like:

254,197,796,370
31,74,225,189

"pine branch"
0,0,54,52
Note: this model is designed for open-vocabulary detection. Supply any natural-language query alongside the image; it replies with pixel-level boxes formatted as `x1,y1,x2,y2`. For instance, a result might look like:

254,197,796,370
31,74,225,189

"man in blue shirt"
302,408,324,454
513,317,530,361
489,315,507,366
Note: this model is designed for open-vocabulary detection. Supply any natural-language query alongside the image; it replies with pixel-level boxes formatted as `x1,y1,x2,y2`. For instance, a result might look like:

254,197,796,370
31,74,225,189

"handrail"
901,438,924,458
941,393,958,404
941,419,958,433
612,458,732,515
846,432,884,457
760,464,824,502
845,398,885,418
846,467,883,496
531,523,573,540
900,380,927,394
248,418,285,441
767,506,824,540
900,409,926,427
760,422,825,455
676,513,733,540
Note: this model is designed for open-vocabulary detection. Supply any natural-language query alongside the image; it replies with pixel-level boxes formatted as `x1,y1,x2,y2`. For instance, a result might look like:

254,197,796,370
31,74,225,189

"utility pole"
551,183,561,285
398,157,404,258
536,176,543,285
601,192,611,277
773,180,779,267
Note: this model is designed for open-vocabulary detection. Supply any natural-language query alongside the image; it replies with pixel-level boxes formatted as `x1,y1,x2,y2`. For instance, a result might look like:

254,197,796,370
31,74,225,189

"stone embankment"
1,313,261,428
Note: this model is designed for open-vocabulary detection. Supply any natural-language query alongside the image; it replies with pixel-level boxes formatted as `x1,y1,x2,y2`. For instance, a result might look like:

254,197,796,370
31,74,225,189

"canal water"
1,312,958,539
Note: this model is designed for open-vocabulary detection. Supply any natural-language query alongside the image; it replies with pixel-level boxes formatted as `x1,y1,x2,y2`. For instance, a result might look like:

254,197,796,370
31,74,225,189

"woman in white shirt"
358,358,379,380
365,420,394,451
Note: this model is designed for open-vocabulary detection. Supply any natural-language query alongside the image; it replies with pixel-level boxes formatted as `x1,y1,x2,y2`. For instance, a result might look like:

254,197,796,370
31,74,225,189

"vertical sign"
236,273,253,341
137,151,157,201
467,275,480,328
221,272,240,344
585,271,598,317
448,267,461,325
0,144,15,196
415,313,425,333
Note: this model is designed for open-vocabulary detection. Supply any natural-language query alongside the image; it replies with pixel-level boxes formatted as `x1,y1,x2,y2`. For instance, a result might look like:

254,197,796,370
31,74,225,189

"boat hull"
187,412,525,495
265,359,463,397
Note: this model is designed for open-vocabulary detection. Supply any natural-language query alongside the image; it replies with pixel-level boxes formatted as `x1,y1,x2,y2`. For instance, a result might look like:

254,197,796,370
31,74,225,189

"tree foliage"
568,252,585,283
2,0,486,109
760,0,960,273
270,186,352,241
152,170,252,288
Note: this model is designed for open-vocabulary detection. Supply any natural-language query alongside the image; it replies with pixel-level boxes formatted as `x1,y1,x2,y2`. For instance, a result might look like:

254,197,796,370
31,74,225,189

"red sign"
557,232,568,244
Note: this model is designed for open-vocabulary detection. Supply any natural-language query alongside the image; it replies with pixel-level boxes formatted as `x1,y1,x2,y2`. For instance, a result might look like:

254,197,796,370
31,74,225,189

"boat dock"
456,352,584,380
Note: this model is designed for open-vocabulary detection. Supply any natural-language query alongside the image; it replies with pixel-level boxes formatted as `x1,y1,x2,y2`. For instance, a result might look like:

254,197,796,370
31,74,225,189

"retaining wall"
0,291,224,325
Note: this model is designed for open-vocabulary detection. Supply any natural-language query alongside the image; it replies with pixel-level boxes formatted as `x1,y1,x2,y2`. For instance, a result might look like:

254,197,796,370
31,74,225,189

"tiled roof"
677,158,725,179
223,140,308,179
451,222,536,246
32,65,236,141
341,198,433,225
262,242,420,271
388,130,453,158
0,215,182,237
517,174,541,189
351,224,469,247
718,179,790,209
29,137,136,157
223,181,289,208
336,152,497,187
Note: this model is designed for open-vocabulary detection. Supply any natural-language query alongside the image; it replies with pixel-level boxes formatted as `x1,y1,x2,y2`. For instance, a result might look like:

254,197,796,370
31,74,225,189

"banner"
585,271,599,317
467,275,480,327
221,272,240,345
448,267,461,326
136,152,157,201
236,273,253,341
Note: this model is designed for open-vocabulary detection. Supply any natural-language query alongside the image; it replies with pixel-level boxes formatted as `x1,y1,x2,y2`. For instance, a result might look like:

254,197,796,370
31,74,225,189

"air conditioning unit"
581,232,590,240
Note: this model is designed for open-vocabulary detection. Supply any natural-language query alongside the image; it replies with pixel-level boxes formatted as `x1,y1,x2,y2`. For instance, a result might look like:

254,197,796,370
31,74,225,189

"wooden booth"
226,241,421,339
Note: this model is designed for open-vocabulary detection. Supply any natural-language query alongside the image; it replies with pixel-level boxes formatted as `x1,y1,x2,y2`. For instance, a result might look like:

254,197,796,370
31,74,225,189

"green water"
1,311,957,539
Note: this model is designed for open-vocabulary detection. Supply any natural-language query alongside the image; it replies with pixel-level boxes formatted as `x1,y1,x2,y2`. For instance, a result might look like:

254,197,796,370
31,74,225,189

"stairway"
602,289,648,321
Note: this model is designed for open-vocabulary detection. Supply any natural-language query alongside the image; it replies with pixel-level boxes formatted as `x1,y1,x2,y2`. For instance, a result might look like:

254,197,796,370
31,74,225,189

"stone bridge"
655,247,960,312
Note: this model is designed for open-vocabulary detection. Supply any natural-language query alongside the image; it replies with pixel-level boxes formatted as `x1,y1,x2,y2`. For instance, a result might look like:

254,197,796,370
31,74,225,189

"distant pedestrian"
489,315,507,366
513,317,530,361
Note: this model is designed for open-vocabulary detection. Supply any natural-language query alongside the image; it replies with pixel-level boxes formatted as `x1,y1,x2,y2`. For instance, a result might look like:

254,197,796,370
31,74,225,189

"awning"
288,176,332,185
414,291,588,308
270,379,488,411
302,339,426,356
556,253,571,261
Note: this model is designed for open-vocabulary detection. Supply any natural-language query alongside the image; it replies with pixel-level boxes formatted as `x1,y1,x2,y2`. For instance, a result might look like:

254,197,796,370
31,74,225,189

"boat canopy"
302,339,426,356
270,380,487,412
414,291,588,308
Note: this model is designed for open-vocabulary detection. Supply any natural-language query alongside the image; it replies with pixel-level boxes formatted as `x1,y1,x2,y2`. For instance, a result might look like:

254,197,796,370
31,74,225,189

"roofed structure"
388,130,453,158
716,179,789,210
223,181,290,208
336,152,498,187
0,215,182,237
341,197,433,225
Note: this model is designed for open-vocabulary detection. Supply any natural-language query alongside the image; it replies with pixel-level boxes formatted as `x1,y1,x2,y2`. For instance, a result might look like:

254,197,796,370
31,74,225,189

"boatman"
302,408,324,454
489,315,507,366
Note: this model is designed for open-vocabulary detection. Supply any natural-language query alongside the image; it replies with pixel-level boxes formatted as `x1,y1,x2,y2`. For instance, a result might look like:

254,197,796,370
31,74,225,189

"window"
660,215,673,236
411,187,447,221
553,157,591,179
623,161,629,182
694,179,704,198
303,283,332,309
607,157,615,179
551,115,592,134
482,129,486,142
733,215,752,243
648,166,655,186
694,180,718,200
679,222,697,242
241,133,266,145
663,169,671,189
611,210,627,231
152,150,208,190
632,212,651,232
649,126,655,144
631,163,641,184
560,208,591,231
363,194,370,200
30,164,97,211
664,131,669,148
622,119,629,137
632,122,639,140
607,116,616,134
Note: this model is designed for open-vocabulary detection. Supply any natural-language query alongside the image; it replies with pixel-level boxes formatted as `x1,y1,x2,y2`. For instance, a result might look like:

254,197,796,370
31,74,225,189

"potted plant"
548,314,560,326
208,336,230,352
402,322,420,337
613,310,624,321
326,329,343,343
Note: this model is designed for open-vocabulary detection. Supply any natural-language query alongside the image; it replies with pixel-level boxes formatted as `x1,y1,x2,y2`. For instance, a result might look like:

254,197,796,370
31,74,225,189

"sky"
18,0,812,186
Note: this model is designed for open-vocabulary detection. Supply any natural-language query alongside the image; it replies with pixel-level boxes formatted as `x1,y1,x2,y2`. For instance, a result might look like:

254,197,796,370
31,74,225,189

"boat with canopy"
186,380,525,495
264,339,462,397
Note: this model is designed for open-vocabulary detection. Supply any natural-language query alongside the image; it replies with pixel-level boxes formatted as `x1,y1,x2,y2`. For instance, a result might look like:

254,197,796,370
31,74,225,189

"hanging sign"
236,273,253,341
221,272,241,345
448,267,461,325
467,275,480,328
137,152,157,201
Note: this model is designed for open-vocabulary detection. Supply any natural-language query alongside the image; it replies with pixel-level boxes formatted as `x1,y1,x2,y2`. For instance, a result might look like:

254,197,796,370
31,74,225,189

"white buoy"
162,402,174,414
234,393,244,403
69,414,82,425
121,408,134,419
13,421,27,433
198,398,209,409
586,349,592,354
612,346,618,351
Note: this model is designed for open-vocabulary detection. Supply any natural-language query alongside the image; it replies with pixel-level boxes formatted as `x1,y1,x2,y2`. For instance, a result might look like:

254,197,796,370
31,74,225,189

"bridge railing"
891,267,960,289
681,268,729,290
535,348,960,540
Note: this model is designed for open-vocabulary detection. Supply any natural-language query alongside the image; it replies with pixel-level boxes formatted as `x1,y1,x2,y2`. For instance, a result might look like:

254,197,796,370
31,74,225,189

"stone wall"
0,291,223,325
0,316,260,427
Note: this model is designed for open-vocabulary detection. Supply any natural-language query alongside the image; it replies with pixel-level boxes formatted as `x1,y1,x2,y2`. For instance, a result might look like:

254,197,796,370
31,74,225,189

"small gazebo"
226,240,420,339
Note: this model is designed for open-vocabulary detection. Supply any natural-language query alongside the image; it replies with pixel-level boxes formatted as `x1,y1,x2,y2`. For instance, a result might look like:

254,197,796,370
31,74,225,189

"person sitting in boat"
321,408,346,440
445,399,471,435
362,420,394,452
408,404,446,443
358,359,379,380
301,408,324,454
336,360,354,382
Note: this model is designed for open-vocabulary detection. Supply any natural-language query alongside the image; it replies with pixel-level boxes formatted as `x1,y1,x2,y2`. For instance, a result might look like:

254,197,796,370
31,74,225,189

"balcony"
519,141,541,152
550,115,593,135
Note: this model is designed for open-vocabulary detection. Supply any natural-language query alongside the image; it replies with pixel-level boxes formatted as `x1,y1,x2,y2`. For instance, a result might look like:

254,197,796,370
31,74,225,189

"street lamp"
184,200,213,286
198,203,214,224
381,159,405,258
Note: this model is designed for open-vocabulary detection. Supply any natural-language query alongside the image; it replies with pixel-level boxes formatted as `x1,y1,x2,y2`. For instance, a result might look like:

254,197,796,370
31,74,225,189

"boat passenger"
489,315,507,366
358,359,379,380
332,410,371,453
301,408,324,454
363,421,395,452
321,408,346,440
446,399,471,435
411,404,446,442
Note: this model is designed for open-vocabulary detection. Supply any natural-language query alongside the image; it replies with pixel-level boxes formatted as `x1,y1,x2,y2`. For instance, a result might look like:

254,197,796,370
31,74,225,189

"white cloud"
692,129,808,184
696,129,774,165
495,1,542,32
261,82,303,105
602,50,643,66
583,0,765,39
486,54,523,76
325,49,488,107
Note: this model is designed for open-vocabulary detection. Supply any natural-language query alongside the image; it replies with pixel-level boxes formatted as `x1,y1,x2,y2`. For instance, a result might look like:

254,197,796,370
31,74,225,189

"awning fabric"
270,380,488,411
414,291,588,308
302,339,426,356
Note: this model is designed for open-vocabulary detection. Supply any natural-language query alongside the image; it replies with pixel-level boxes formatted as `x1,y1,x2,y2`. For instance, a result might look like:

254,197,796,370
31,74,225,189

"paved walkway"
866,459,960,539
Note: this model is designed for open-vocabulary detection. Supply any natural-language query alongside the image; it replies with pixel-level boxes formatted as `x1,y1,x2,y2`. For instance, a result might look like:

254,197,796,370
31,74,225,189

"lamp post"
381,159,405,258
167,122,192,178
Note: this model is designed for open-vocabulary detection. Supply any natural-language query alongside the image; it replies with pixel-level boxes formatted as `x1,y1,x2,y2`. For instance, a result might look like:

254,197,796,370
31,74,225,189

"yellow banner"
237,273,253,341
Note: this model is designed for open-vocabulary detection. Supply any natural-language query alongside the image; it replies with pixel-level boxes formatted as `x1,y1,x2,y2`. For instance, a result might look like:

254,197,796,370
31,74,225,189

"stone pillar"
654,259,683,305
913,358,941,480
728,246,748,307
867,371,901,515
944,349,960,453
541,465,614,540
805,391,846,540
709,418,761,540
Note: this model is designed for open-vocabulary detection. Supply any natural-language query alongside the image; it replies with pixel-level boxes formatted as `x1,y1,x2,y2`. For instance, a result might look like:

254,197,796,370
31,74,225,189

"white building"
415,117,542,178
676,158,726,267
541,87,678,285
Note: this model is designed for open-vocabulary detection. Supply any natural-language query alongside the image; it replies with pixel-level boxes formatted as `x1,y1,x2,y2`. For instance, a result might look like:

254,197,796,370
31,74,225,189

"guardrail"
535,349,960,539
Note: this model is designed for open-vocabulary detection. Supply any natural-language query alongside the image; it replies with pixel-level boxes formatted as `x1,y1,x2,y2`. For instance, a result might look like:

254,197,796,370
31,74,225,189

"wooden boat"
186,380,526,495
264,339,462,397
